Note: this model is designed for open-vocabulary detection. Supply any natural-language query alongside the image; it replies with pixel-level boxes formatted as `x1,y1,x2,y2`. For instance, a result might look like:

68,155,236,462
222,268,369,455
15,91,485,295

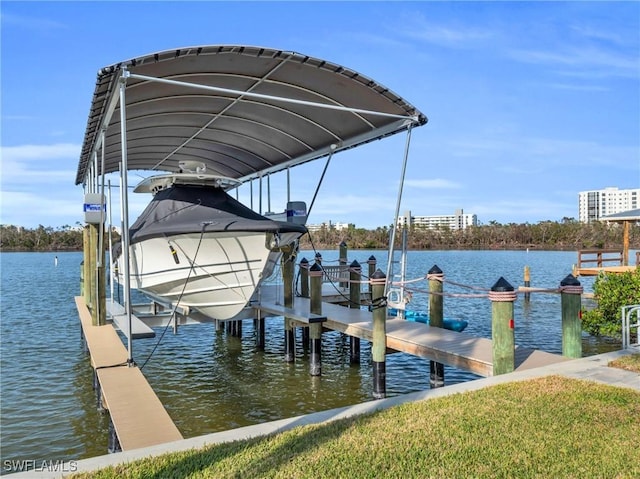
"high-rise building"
397,209,477,230
578,187,640,223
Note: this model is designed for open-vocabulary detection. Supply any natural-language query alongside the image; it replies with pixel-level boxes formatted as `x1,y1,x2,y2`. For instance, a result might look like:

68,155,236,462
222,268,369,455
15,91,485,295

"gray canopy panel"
76,45,427,186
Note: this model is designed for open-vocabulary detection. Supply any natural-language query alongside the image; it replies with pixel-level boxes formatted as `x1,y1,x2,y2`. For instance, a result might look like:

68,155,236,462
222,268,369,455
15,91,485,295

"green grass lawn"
72,375,640,479
609,353,640,373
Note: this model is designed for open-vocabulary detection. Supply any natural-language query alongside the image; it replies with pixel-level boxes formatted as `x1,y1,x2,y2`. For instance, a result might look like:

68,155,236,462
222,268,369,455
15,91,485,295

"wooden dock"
255,295,567,377
575,265,637,276
76,296,183,451
574,248,638,277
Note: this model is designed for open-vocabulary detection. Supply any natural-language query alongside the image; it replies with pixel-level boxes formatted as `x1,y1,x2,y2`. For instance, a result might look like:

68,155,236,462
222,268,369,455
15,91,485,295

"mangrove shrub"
582,268,640,338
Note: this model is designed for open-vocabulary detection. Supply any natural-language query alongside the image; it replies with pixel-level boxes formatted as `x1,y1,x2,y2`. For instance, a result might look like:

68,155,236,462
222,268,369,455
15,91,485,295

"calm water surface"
0,249,623,466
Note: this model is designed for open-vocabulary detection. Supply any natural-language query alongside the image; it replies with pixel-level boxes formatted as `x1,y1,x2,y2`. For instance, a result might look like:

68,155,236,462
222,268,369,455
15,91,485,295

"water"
0,249,622,467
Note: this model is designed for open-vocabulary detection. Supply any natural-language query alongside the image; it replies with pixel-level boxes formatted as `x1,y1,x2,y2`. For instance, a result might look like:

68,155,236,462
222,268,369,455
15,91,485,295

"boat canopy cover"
601,208,640,222
76,45,426,186
129,185,307,244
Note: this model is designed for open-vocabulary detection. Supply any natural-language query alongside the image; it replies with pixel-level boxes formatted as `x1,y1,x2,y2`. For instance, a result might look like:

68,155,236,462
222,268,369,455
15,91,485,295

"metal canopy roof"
76,45,427,186
602,208,640,222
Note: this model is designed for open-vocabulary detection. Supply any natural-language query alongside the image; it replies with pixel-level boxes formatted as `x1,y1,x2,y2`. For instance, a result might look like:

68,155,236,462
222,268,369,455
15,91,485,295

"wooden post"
367,255,376,295
314,252,322,266
371,269,387,399
299,257,310,298
622,221,630,266
428,265,444,388
83,226,91,306
339,241,348,289
299,257,310,348
523,266,531,302
349,260,361,364
97,229,106,326
255,315,265,350
309,263,323,376
282,247,295,363
560,274,583,358
490,277,516,375
88,224,99,325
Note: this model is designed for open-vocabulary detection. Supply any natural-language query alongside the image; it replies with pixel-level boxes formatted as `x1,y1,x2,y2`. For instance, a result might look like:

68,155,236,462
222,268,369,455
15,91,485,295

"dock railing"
321,264,350,287
577,249,624,268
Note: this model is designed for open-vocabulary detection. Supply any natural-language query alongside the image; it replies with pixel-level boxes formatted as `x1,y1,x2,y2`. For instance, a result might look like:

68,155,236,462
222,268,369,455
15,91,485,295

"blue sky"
1,1,639,229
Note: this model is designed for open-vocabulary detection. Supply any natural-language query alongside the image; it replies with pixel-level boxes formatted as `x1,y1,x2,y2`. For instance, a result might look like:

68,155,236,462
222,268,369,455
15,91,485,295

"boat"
76,45,426,324
388,308,469,332
113,167,307,320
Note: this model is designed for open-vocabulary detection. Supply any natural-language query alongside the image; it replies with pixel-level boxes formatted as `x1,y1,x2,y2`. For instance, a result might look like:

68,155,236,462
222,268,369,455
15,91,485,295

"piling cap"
309,262,323,272
428,265,442,275
560,274,581,287
300,257,309,265
315,252,322,258
491,276,514,292
371,268,386,280
350,259,361,268
368,255,376,261
339,241,347,247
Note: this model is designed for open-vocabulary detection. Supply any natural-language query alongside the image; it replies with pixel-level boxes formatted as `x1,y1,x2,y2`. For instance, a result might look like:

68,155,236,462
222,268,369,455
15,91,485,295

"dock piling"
299,257,310,298
428,265,445,388
339,241,348,288
299,257,310,348
371,269,387,399
309,263,323,376
283,248,296,363
367,256,376,295
490,277,517,375
349,260,362,364
524,266,531,302
560,274,583,359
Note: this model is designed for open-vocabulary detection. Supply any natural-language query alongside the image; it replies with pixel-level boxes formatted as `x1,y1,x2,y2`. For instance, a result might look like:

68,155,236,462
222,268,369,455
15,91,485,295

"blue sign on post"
84,194,106,224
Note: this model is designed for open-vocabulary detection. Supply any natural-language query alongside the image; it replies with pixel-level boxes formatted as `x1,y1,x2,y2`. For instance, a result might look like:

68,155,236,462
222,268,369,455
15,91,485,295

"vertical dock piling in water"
349,260,362,364
367,256,376,295
428,265,445,388
371,269,387,399
299,257,310,348
339,241,348,288
299,257,310,298
560,274,583,358
283,248,296,363
309,263,323,376
490,277,516,375
523,266,531,302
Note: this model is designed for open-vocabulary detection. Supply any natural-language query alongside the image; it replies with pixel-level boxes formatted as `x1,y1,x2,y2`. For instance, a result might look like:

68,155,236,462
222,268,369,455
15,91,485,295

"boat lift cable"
385,126,414,298
139,226,207,371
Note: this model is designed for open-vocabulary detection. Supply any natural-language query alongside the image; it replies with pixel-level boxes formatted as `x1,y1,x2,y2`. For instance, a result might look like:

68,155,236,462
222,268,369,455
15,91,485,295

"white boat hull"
117,231,276,320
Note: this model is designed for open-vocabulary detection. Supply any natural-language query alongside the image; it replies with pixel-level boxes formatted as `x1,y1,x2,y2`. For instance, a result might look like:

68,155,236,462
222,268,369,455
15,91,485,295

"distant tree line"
301,217,640,251
1,218,638,252
0,224,120,252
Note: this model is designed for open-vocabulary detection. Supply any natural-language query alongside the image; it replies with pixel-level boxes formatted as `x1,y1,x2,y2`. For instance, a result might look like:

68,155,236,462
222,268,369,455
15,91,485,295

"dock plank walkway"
255,296,568,377
76,297,183,450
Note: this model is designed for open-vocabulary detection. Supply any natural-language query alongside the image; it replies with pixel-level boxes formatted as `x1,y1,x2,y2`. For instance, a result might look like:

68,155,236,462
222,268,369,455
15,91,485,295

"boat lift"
77,45,427,365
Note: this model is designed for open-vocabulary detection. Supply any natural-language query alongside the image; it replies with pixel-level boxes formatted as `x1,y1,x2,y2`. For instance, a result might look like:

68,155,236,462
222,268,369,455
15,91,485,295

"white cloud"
1,143,80,161
405,179,461,189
